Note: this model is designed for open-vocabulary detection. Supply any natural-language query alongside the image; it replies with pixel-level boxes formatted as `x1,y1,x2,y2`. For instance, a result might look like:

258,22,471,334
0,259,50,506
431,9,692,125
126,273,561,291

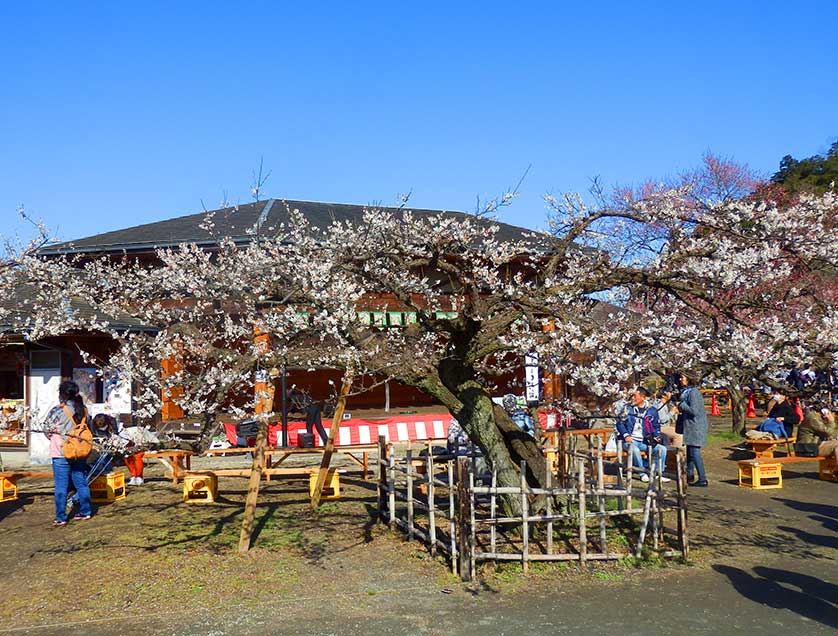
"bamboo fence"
377,435,689,580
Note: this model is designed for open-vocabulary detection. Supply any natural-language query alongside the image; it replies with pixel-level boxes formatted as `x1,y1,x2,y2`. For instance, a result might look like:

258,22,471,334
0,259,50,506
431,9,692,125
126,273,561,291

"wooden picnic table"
204,443,378,480
144,450,193,484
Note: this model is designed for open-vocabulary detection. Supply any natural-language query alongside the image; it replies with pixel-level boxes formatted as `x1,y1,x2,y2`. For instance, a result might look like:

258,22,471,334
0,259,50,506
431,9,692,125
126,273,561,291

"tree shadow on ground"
772,496,838,551
713,564,837,629
688,499,829,560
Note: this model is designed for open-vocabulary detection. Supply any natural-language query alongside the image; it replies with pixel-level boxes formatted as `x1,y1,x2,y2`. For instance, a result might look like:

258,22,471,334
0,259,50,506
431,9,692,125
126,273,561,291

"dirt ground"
0,419,835,635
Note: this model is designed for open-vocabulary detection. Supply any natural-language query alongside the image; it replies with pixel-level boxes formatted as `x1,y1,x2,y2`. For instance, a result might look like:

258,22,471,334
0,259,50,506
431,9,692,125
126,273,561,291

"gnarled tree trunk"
726,383,747,435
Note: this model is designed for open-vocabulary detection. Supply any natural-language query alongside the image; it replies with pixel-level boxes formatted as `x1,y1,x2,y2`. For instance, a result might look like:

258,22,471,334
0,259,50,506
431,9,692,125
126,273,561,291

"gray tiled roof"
40,199,544,255
0,284,157,335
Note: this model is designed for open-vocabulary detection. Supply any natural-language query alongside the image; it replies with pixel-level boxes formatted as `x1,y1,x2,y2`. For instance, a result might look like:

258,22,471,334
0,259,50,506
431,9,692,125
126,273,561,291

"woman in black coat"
767,390,800,438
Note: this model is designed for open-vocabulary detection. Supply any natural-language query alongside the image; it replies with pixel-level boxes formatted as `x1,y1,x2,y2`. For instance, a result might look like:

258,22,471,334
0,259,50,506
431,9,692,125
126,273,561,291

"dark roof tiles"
41,199,543,255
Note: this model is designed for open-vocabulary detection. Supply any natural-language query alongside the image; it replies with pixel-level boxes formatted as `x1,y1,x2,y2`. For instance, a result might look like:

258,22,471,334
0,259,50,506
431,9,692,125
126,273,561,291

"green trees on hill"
772,141,838,194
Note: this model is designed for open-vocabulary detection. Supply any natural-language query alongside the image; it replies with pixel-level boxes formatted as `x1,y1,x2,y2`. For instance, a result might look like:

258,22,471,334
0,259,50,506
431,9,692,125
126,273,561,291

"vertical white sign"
525,352,540,404
28,371,61,464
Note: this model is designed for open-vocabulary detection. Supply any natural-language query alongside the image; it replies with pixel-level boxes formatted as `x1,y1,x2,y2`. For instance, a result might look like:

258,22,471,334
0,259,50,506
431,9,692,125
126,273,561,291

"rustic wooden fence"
377,436,689,581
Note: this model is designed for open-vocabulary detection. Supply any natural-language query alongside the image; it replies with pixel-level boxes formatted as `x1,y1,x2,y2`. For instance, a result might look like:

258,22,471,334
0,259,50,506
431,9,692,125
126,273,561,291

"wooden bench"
742,435,796,459
0,471,53,502
738,455,836,489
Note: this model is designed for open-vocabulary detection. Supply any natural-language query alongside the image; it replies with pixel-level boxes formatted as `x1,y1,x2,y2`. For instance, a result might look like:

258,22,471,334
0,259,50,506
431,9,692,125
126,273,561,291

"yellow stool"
738,461,782,489
183,472,218,503
308,469,341,500
90,472,126,502
819,458,837,482
0,475,18,502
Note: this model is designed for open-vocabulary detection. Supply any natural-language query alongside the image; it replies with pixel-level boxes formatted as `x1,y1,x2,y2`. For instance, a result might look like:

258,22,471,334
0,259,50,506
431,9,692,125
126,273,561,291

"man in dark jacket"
616,387,669,482
285,388,328,445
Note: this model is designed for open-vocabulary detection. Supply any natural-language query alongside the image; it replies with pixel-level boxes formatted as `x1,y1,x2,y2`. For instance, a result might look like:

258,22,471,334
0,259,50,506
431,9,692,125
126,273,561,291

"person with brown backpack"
42,380,93,526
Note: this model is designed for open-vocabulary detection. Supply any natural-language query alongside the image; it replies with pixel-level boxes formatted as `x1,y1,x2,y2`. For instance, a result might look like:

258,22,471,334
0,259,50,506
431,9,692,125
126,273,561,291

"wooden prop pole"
310,373,353,508
238,368,278,553
238,417,268,553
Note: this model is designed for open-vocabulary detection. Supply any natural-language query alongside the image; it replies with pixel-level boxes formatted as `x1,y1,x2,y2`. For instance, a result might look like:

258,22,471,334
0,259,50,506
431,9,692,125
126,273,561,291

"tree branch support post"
238,417,268,553
311,372,353,509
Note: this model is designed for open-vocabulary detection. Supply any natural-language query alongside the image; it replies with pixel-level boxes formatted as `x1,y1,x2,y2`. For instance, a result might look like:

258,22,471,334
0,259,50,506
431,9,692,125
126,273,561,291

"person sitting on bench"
799,403,838,461
765,390,800,438
616,387,669,483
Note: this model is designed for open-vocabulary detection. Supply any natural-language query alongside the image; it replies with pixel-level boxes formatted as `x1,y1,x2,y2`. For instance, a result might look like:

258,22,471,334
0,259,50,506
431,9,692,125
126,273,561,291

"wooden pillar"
253,329,272,416
161,354,184,421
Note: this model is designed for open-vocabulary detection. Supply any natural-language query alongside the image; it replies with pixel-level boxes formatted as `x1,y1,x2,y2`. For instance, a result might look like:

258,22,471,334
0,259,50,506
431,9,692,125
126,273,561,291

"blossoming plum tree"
8,185,838,513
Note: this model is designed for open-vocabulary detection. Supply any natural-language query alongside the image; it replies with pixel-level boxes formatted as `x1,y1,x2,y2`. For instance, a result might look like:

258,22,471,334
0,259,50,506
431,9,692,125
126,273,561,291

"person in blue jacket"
616,387,668,482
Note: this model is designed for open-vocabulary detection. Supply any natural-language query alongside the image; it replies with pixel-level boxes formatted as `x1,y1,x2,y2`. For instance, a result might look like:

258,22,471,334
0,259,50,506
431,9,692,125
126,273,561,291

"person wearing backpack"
42,381,93,526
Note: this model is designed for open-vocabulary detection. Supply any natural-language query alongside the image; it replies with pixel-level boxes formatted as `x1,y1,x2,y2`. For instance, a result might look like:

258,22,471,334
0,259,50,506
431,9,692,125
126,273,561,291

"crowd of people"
42,369,836,527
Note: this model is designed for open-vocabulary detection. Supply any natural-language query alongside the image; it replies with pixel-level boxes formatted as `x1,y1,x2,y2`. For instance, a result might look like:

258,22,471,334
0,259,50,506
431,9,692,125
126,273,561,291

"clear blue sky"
1,1,836,242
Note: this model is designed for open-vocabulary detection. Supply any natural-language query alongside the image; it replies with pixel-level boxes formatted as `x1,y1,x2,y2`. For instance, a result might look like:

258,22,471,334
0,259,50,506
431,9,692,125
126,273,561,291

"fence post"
597,448,607,554
427,453,436,557
626,442,634,510
448,460,457,574
377,435,387,524
578,456,587,566
406,449,414,541
616,441,625,512
388,444,396,530
521,460,529,574
456,456,473,582
469,462,476,578
545,465,553,555
636,489,653,559
676,448,690,561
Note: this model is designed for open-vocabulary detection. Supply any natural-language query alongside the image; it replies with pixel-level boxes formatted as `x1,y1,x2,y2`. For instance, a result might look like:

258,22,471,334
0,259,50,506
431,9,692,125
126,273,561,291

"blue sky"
1,1,835,242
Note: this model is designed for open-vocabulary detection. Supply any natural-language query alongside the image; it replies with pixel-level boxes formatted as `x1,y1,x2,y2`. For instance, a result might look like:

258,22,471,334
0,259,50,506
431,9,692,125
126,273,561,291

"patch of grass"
709,430,741,442
314,501,341,515
526,561,555,575
593,570,622,582
435,569,461,587
489,562,524,583
618,555,641,568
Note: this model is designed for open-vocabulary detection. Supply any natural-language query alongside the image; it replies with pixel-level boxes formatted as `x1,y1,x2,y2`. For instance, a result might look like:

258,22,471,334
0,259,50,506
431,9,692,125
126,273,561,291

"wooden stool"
0,474,18,502
818,458,837,482
308,469,341,500
90,472,126,502
738,460,782,489
183,472,218,503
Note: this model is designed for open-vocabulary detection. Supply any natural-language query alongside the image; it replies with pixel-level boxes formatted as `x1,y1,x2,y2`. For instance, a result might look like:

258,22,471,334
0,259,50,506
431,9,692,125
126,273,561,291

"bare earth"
0,425,835,635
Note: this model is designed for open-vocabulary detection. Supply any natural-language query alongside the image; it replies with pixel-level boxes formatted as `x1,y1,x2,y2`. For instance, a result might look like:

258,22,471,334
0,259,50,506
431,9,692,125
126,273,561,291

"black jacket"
768,401,800,434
